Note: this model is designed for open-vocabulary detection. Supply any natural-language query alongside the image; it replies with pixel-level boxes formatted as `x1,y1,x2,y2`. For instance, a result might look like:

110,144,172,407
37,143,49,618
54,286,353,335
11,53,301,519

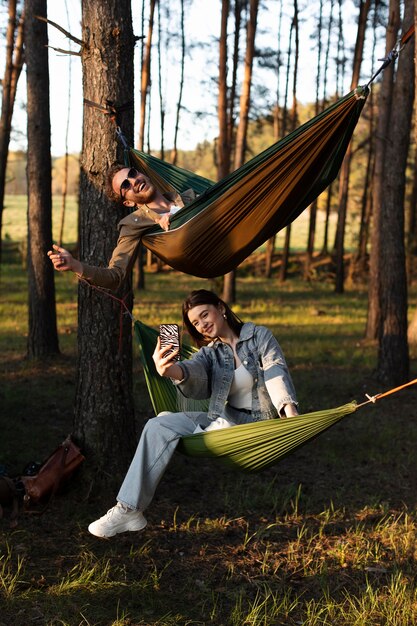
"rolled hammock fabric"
177,402,357,471
130,86,369,278
134,320,358,472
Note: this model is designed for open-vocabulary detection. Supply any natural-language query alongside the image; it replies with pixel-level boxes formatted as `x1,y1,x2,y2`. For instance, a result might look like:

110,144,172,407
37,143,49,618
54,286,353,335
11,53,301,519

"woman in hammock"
88,289,298,538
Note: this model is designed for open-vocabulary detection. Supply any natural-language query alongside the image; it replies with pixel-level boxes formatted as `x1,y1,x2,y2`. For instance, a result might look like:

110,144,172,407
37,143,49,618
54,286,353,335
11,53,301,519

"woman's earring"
223,314,227,319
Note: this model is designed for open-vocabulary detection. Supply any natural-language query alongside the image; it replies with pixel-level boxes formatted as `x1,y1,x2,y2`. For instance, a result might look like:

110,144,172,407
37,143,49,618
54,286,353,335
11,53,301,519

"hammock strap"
83,98,134,166
78,276,134,354
356,377,417,408
366,23,415,87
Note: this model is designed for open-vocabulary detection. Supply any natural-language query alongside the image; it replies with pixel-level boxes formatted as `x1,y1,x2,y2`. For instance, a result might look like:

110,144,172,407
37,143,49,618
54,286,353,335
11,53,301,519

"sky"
1,0,378,158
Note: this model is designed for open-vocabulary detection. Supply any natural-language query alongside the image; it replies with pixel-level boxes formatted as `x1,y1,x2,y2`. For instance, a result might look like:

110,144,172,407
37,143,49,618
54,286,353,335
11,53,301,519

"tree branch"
46,45,82,57
35,15,84,47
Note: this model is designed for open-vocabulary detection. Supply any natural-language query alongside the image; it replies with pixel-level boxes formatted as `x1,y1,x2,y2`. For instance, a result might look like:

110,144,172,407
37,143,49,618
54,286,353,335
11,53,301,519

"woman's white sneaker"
88,503,147,538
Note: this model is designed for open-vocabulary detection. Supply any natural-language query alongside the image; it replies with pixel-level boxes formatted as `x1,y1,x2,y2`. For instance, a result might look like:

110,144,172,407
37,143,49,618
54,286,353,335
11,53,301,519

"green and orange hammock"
125,86,369,278
107,25,416,279
134,320,417,472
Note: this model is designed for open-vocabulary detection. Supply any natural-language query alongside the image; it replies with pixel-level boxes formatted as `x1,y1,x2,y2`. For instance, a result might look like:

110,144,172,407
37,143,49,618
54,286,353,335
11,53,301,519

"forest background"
1,0,417,623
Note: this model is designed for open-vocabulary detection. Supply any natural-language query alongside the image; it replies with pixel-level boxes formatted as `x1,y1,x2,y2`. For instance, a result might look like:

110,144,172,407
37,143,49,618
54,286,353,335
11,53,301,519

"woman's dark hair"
182,289,244,346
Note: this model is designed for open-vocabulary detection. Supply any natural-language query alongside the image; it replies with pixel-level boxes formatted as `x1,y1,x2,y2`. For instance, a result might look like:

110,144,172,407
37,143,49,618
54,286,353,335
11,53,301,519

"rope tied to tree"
366,23,415,88
83,98,133,166
78,276,134,356
83,98,134,123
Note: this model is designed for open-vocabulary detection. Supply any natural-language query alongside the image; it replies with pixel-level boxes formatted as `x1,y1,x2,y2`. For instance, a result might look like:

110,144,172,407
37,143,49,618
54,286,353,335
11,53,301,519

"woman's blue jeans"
117,411,211,512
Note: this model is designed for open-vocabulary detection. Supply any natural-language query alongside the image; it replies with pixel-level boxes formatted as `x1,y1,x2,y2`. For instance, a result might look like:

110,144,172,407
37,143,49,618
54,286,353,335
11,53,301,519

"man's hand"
47,244,82,275
157,213,170,232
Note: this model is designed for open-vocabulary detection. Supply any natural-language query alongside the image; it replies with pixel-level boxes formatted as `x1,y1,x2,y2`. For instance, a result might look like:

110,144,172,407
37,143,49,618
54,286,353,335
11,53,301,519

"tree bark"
75,0,136,480
305,0,323,278
334,0,370,294
406,0,417,346
264,0,283,278
157,1,165,161
366,0,400,339
138,0,156,151
25,0,59,358
376,0,414,384
0,1,24,261
233,0,259,172
406,144,417,266
217,0,230,181
170,0,185,165
279,0,299,283
223,0,259,304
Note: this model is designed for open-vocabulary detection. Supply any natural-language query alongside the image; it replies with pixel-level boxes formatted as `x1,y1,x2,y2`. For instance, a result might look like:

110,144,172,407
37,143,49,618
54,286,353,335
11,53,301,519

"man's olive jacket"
80,189,196,291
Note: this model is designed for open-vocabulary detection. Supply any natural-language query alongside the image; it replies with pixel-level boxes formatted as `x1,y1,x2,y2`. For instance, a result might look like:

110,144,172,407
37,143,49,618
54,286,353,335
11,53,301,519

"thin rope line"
356,378,417,409
78,276,135,354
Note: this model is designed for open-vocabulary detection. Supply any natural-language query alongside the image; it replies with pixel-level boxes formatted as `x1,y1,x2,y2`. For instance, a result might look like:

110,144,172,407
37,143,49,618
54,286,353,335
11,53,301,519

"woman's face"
187,303,227,339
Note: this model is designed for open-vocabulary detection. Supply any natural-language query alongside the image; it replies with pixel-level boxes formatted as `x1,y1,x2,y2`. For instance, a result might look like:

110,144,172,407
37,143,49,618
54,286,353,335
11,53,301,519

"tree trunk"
0,1,24,261
264,234,276,278
376,0,414,384
321,183,332,255
233,0,259,171
138,0,156,151
334,0,370,294
227,0,242,151
25,0,59,358
157,1,165,161
366,0,400,339
170,0,185,165
217,0,230,181
223,0,259,304
136,0,151,290
352,15,378,282
279,0,299,283
279,225,291,283
76,0,137,481
305,0,323,278
410,0,417,336
336,0,346,96
352,132,373,278
322,0,334,101
406,144,417,274
264,0,283,278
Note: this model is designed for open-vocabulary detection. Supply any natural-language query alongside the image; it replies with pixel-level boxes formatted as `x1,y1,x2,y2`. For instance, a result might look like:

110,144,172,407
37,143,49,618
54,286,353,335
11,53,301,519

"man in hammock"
48,164,197,291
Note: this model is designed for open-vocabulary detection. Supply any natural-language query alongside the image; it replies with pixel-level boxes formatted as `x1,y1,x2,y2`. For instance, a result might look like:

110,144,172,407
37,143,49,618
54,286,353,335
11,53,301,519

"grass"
1,203,417,624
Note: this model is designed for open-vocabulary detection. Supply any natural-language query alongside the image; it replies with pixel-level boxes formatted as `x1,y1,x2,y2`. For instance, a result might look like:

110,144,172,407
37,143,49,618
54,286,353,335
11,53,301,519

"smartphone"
159,324,180,361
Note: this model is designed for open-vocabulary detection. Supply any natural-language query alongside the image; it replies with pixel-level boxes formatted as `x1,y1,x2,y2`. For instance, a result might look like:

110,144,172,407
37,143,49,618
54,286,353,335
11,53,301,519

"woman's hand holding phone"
153,325,183,380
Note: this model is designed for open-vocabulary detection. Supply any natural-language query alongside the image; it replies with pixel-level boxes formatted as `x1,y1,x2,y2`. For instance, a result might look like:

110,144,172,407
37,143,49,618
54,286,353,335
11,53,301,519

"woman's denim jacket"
177,323,297,422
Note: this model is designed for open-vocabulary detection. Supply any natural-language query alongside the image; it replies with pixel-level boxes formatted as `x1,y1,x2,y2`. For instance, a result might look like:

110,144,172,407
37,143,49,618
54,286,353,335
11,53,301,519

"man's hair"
105,163,131,204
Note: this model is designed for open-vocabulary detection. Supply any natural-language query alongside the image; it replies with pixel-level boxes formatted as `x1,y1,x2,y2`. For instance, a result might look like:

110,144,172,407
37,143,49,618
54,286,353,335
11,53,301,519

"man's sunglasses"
119,168,140,200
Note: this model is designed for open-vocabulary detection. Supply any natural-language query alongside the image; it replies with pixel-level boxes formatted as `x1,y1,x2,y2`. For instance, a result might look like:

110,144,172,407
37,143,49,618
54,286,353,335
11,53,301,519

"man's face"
112,167,156,206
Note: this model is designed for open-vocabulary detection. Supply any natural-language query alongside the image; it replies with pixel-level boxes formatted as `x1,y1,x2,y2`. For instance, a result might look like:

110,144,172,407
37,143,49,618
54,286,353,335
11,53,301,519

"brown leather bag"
22,436,85,508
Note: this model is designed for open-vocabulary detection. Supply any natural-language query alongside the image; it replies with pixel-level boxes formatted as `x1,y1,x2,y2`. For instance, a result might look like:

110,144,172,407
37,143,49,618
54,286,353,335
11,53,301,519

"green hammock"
135,320,358,472
129,87,368,278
